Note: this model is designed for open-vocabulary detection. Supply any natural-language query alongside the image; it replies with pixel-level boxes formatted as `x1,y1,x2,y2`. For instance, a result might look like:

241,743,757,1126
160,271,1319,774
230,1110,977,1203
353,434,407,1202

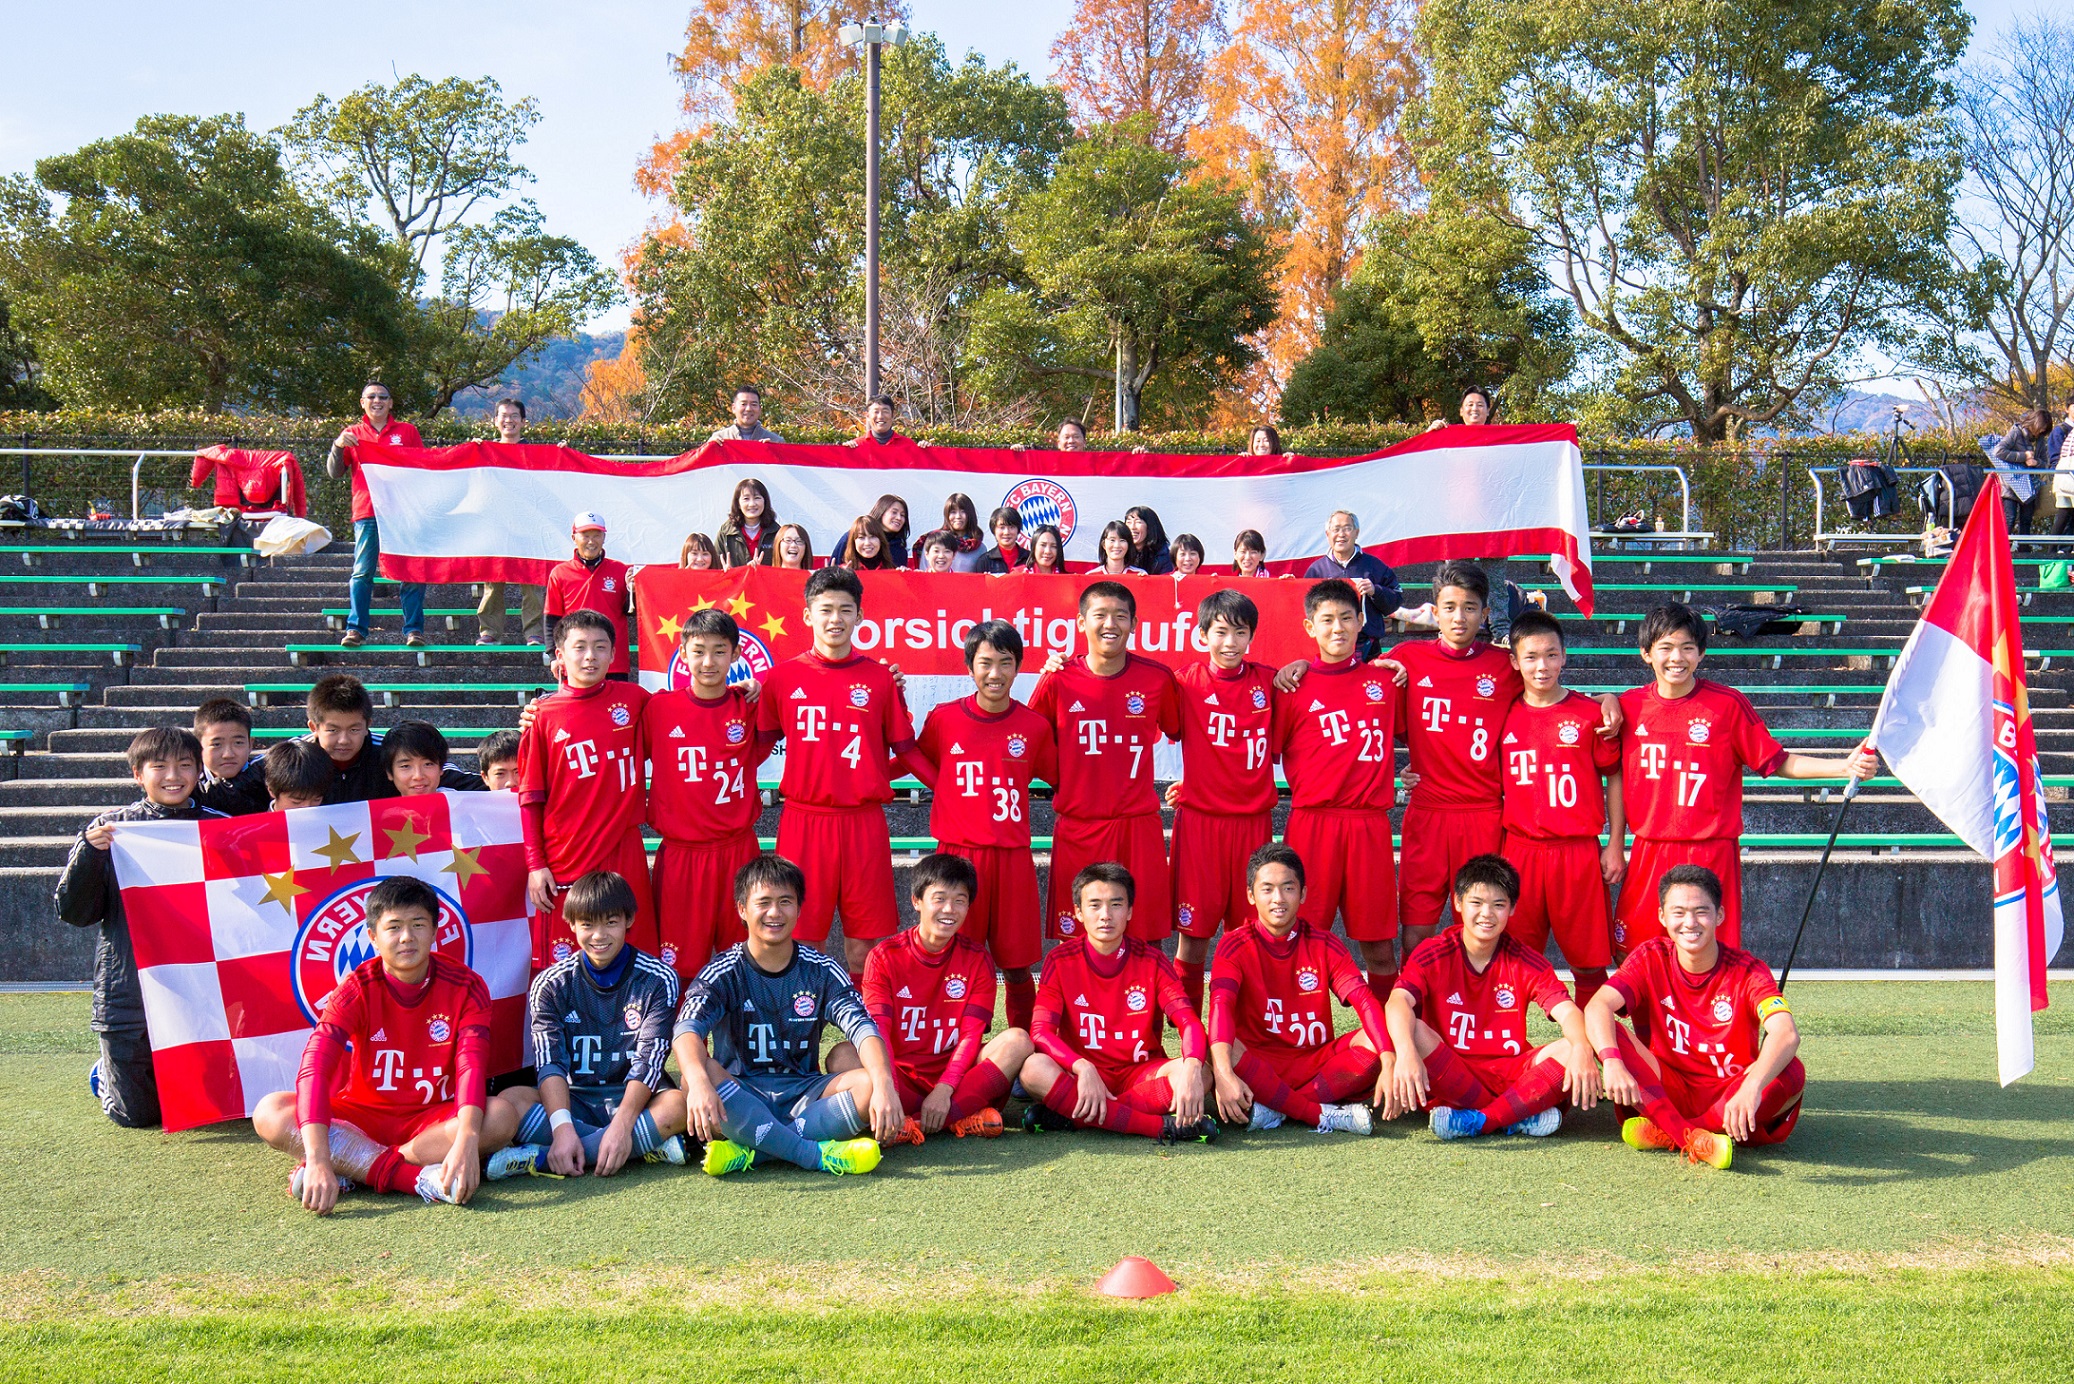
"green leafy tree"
1416,0,1969,442
283,76,618,415
0,291,50,409
966,122,1281,430
0,114,406,412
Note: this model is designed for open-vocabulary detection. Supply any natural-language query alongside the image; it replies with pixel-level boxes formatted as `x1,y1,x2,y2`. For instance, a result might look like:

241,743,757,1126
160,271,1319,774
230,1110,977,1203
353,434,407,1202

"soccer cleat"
1429,1106,1488,1140
485,1144,550,1180
339,631,365,648
1680,1128,1734,1170
702,1138,758,1176
644,1134,689,1166
1021,1103,1074,1134
889,1117,926,1147
949,1108,1004,1139
1159,1115,1220,1146
1314,1103,1372,1136
1504,1108,1562,1138
1010,1079,1031,1102
288,1164,357,1200
1620,1115,1679,1153
1248,1103,1286,1132
414,1166,459,1205
87,1060,101,1102
818,1137,882,1175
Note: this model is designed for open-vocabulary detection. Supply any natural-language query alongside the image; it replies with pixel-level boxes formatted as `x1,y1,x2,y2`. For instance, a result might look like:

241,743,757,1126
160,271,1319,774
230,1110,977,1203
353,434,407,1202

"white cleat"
644,1134,689,1166
414,1165,460,1205
1314,1103,1373,1136
1247,1103,1285,1132
288,1164,356,1200
1504,1107,1562,1137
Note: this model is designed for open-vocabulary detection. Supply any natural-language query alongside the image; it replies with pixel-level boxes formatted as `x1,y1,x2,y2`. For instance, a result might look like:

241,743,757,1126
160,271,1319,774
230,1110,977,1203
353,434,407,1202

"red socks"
1365,971,1396,1009
1479,1056,1567,1129
1179,960,1206,1017
1422,1040,1494,1109
1043,1073,1165,1139
949,1061,1012,1121
1303,1039,1382,1106
1572,968,1607,1011
1235,1049,1321,1125
1696,1057,1808,1146
368,1147,425,1196
1614,1026,1695,1142
1002,972,1036,1033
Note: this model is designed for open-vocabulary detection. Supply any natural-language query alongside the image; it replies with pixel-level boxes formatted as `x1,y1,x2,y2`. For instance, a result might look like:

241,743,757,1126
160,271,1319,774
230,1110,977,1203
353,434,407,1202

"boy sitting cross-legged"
1021,863,1218,1144
1207,842,1389,1136
671,853,900,1177
864,852,1034,1145
1385,855,1600,1140
251,876,539,1211
506,870,690,1176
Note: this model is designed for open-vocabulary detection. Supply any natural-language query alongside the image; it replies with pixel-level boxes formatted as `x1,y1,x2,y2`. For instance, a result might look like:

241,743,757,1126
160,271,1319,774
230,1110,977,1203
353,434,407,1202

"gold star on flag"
385,813,431,861
690,595,715,612
726,594,752,619
657,613,684,642
260,870,309,912
311,827,362,871
761,613,787,639
443,844,488,888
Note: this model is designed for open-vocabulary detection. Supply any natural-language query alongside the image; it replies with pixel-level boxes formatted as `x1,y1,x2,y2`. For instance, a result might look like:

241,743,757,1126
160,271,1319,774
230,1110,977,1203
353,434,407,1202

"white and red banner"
109,792,532,1130
1868,475,2061,1084
361,425,1594,614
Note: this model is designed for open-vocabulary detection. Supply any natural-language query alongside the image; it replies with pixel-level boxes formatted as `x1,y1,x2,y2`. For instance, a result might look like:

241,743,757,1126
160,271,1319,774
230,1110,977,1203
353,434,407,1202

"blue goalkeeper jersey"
528,947,679,1092
673,941,878,1078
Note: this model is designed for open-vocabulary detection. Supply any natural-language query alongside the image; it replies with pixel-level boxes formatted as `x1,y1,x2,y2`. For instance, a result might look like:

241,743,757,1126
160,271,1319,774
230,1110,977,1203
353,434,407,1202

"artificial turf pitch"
3,982,2072,1380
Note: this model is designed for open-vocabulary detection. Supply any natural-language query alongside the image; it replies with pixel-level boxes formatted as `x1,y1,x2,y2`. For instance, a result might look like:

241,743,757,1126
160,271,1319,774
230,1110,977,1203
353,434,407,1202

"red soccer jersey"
1033,937,1207,1087
642,686,773,843
755,650,917,808
1397,928,1573,1061
1173,660,1278,815
860,929,998,1088
1208,920,1388,1055
1028,655,1181,820
1390,639,1522,810
544,556,635,675
319,955,491,1114
1501,691,1622,840
339,415,424,522
1619,679,1788,840
518,680,649,877
1609,936,1787,1087
917,696,1057,849
1271,657,1399,810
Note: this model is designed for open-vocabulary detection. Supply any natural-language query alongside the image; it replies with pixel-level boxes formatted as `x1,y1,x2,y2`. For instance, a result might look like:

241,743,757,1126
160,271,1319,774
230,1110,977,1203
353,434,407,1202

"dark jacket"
717,521,775,570
976,543,1025,574
195,754,270,816
829,529,910,570
57,796,225,1033
1303,550,1406,644
218,731,484,808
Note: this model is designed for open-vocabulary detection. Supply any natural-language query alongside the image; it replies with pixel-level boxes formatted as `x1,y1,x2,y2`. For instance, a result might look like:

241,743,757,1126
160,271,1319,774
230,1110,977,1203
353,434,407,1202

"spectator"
845,394,907,450
327,380,426,649
1124,505,1173,574
1021,524,1067,574
1014,418,1091,454
475,398,548,647
1095,520,1146,575
1248,425,1280,456
1427,385,1493,431
679,532,720,569
918,493,986,572
717,479,776,568
831,493,911,569
976,506,1026,573
543,512,636,679
837,515,895,571
919,531,959,572
1170,533,1205,575
1425,384,1524,633
2046,395,2074,590
1993,409,2054,536
708,384,785,443
1303,509,1409,660
1234,529,1269,577
764,523,813,570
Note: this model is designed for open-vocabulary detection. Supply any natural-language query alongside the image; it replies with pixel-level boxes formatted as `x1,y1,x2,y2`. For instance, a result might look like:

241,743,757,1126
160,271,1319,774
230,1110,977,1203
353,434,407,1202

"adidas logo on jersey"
1418,676,1433,687
1204,693,1219,706
790,688,807,699
553,728,570,742
1074,993,1089,1007
669,726,685,738
1635,724,1650,736
564,1011,580,1022
1069,701,1085,713
948,744,963,755
741,1000,756,1011
1503,732,1518,744
896,986,912,998
1309,699,1325,712
370,1028,387,1042
1445,993,1462,1006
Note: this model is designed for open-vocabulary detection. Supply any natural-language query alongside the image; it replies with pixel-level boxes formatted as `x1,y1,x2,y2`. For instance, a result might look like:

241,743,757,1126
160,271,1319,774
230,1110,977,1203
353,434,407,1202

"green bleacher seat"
0,606,184,630
1563,645,1899,670
246,682,556,708
253,725,503,741
1552,611,1846,635
0,643,141,667
0,728,31,757
1568,682,1885,707
321,607,522,631
285,643,565,670
4,544,259,568
1404,580,1795,602
1538,553,1756,575
0,682,91,706
0,574,224,598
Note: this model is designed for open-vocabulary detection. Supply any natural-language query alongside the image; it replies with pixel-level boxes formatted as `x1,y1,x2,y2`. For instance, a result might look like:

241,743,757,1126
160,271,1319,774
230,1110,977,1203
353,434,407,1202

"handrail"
1582,462,1691,538
1808,462,2074,554
0,446,207,521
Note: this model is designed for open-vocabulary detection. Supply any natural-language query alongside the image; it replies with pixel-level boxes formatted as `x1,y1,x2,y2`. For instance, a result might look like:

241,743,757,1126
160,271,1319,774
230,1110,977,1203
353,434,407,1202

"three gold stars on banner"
652,588,786,650
256,817,489,914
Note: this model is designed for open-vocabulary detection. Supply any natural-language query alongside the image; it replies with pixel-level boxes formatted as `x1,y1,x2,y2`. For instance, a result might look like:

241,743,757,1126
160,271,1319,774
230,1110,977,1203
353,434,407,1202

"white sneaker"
1314,1103,1373,1136
1247,1102,1285,1132
644,1134,689,1166
414,1165,459,1204
288,1164,356,1200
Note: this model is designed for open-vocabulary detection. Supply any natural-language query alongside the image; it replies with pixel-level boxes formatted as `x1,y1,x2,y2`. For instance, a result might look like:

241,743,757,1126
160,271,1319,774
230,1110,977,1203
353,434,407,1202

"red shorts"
1613,836,1741,957
652,830,759,979
1284,807,1399,942
1251,1031,1368,1090
327,1095,458,1151
941,842,1043,969
1398,805,1504,933
777,804,900,944
894,1065,952,1108
1171,809,1272,939
1459,1049,1533,1098
1657,1057,1806,1147
1503,833,1613,969
533,827,656,972
1048,812,1171,941
1102,1058,1172,1096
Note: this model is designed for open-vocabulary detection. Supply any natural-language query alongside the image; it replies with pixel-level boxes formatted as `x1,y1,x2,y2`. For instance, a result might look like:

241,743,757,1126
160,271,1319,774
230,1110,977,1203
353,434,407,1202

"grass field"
4,982,2073,1380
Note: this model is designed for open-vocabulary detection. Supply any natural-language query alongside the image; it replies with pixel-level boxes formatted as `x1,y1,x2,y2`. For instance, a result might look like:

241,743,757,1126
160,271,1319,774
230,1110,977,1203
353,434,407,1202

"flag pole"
1777,774,1865,989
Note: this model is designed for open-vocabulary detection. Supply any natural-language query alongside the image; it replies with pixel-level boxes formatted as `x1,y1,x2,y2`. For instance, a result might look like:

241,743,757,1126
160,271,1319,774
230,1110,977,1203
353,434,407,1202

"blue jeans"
349,518,423,636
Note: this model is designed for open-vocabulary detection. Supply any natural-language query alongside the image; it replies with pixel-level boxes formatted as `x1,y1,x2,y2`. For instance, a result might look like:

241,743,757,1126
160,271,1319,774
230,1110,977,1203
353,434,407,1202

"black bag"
0,494,40,523
1841,458,1900,519
1917,463,1988,526
1692,602,1810,638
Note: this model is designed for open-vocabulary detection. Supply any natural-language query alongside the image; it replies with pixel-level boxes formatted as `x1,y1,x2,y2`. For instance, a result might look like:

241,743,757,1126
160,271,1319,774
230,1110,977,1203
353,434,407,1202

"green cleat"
818,1137,882,1175
702,1138,758,1177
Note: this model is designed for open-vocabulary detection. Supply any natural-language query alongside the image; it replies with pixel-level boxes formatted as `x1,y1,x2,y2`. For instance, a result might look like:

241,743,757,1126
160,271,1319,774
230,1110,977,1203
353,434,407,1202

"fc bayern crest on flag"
666,627,775,691
1004,479,1078,544
290,876,473,1025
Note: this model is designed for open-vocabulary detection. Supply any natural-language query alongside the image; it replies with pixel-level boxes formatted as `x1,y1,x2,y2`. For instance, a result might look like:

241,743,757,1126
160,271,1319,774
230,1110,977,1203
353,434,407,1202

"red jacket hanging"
190,446,309,517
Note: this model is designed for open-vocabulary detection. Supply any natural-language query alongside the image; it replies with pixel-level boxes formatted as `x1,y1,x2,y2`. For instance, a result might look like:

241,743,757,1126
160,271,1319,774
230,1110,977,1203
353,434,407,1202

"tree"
284,76,619,415
1191,0,1422,393
1418,0,1969,442
967,123,1281,431
1050,0,1227,155
1918,16,2074,417
0,115,406,412
0,291,50,409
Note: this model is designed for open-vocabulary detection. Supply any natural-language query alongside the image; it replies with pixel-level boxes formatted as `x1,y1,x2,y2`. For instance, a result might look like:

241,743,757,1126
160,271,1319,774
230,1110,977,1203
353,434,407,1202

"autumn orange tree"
1190,0,1422,409
1049,0,1227,155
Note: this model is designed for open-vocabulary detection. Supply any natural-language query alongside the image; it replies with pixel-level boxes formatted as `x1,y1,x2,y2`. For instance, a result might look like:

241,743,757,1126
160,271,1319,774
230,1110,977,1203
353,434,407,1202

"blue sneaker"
1429,1106,1487,1140
87,1060,102,1102
1248,1102,1285,1131
485,1144,551,1180
1504,1107,1562,1138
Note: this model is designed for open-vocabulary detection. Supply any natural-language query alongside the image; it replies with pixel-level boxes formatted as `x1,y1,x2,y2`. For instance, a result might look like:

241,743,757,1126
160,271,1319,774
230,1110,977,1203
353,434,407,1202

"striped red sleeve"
1207,942,1242,1047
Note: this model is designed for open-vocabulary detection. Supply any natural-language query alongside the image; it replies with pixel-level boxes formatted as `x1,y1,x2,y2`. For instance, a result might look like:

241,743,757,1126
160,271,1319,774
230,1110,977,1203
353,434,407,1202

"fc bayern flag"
1868,474,2062,1084
109,792,532,1130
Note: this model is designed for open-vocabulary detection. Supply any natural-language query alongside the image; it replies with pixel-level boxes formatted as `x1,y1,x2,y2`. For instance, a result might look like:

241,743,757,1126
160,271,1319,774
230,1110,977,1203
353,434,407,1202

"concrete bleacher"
1,534,2070,984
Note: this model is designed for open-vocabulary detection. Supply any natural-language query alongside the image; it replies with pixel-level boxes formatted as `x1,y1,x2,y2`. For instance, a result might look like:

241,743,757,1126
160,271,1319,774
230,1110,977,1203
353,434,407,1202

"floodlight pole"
843,19,907,403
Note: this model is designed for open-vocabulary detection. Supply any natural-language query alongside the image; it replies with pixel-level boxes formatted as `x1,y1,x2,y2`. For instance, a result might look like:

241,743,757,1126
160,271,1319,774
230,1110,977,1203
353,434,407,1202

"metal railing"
0,447,211,521
1808,463,2074,553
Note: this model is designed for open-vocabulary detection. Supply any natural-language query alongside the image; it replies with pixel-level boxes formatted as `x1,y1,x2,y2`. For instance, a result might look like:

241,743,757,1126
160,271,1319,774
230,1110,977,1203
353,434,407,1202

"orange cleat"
949,1107,1004,1139
890,1116,926,1147
1620,1115,1678,1152
1680,1128,1734,1170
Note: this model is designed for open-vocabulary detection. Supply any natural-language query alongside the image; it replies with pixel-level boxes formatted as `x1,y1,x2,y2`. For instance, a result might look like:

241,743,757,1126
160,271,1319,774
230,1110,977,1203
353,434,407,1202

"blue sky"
0,1,2038,336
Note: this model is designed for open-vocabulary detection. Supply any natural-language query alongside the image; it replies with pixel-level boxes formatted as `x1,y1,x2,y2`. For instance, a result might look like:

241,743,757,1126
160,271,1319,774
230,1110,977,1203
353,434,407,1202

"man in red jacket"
327,381,426,649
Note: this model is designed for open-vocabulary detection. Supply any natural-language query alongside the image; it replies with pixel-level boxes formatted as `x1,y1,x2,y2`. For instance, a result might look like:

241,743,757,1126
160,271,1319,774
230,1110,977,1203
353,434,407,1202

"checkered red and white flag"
109,792,531,1131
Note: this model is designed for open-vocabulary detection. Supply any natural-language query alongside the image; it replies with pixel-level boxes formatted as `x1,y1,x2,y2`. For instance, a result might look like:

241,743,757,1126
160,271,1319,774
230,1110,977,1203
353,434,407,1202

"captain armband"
1756,995,1791,1023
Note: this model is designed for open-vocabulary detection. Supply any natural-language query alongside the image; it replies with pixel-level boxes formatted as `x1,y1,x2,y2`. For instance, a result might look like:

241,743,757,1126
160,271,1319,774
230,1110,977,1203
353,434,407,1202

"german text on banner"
361,425,1594,614
1868,475,2061,1084
108,792,532,1130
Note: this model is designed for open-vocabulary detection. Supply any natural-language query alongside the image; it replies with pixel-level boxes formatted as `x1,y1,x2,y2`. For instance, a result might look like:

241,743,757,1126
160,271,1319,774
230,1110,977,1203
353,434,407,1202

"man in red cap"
544,512,635,679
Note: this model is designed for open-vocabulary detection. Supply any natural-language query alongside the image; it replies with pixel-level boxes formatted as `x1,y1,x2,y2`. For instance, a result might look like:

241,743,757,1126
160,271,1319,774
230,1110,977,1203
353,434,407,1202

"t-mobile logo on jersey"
564,738,600,777
678,745,709,782
1206,710,1238,746
1637,740,1670,779
1077,1010,1108,1049
1316,708,1351,745
796,706,828,741
955,761,987,796
1508,747,1538,784
370,1048,407,1091
1661,1010,1692,1054
571,1033,605,1076
1075,719,1108,754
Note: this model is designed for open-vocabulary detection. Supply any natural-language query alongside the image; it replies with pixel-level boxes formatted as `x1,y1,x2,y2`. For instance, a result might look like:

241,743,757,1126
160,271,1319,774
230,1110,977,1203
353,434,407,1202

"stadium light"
842,18,908,402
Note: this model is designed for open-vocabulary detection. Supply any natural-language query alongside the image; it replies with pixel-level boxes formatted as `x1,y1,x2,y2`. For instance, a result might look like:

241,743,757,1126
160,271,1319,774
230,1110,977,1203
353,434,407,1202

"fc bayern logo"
1252,688,1268,711
1297,968,1321,993
290,877,472,1026
945,975,968,1000
660,942,679,968
1125,692,1147,716
1004,479,1078,544
624,1004,644,1030
726,721,746,744
1364,681,1385,702
602,578,617,593
667,628,775,690
1057,914,1077,935
1476,675,1497,697
1007,734,1027,758
1125,986,1148,1013
428,1015,452,1042
1712,997,1735,1023
610,704,631,727
1495,984,1517,1010
1177,904,1195,928
1689,719,1712,744
850,686,870,709
1558,722,1581,745
792,992,816,1018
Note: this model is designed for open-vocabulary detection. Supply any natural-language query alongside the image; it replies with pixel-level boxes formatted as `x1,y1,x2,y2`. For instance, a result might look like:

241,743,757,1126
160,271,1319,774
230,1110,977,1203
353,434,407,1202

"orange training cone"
1096,1256,1177,1298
